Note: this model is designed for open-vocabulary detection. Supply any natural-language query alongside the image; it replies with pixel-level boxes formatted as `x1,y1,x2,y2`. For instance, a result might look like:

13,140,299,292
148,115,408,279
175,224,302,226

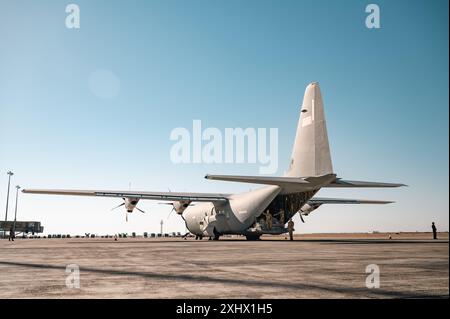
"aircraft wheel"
213,228,220,240
245,234,261,241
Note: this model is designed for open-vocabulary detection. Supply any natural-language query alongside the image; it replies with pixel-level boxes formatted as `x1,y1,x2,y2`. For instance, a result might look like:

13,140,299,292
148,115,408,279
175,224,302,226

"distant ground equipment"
0,221,44,234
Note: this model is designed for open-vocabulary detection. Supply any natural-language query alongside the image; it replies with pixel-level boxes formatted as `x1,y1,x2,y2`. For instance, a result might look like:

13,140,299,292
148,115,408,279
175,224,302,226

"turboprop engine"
172,200,191,214
111,197,146,222
160,200,192,218
298,203,322,222
299,203,321,215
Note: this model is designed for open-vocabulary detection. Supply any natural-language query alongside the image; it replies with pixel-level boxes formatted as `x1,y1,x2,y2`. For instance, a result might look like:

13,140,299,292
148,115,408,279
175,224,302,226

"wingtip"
367,200,396,204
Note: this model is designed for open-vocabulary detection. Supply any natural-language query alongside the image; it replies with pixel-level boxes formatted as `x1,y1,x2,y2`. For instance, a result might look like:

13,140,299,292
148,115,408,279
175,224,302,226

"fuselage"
182,185,317,237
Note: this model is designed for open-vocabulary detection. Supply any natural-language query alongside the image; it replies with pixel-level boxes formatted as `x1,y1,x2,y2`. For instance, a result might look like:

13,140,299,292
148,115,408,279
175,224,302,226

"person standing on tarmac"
8,226,15,242
288,219,295,241
432,222,438,240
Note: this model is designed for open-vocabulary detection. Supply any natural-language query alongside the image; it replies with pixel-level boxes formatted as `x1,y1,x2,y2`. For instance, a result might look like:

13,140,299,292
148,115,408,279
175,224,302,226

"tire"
245,234,261,241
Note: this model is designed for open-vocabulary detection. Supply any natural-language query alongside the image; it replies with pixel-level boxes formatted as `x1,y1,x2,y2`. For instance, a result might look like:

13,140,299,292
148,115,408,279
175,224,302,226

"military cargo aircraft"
23,82,405,240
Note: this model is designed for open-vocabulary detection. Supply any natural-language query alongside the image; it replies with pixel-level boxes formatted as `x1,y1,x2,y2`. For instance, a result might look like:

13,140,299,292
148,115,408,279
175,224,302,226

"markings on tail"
302,99,315,127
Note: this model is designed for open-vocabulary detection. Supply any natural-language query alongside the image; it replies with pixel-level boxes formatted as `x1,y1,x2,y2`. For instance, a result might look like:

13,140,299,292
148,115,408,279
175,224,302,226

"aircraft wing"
22,189,230,203
299,197,394,218
308,197,394,205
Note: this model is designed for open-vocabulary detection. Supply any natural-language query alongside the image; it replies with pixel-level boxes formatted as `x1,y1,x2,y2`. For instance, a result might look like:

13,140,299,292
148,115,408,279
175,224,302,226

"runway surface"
0,236,448,298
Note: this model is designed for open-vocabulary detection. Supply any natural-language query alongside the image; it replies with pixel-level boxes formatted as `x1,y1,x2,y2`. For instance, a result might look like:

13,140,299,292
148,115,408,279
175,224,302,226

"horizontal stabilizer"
325,179,407,188
205,174,405,193
205,174,337,190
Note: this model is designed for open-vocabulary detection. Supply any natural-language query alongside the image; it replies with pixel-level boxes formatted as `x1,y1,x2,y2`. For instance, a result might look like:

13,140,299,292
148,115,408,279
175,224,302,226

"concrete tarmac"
0,235,448,298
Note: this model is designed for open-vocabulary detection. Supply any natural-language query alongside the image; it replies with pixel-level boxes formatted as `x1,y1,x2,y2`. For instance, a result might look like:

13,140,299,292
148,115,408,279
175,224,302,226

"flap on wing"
22,189,229,203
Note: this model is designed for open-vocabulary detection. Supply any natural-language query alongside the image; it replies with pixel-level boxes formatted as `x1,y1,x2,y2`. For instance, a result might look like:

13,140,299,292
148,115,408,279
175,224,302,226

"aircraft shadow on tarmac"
0,260,447,299
65,239,449,245
258,239,450,244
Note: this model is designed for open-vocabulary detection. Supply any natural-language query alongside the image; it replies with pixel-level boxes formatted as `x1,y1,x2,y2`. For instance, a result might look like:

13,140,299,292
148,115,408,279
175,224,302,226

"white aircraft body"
23,82,405,240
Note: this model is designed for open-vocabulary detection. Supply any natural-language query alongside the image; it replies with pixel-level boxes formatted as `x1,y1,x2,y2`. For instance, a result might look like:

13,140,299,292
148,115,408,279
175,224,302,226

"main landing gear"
213,228,221,241
245,234,261,241
207,228,221,241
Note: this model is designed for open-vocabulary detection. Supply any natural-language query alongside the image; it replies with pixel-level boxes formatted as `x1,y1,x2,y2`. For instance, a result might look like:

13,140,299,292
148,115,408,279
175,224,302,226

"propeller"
299,212,305,223
111,202,125,211
135,207,146,214
159,202,176,219
297,203,322,223
159,200,192,219
111,201,129,222
111,197,146,222
167,206,175,219
165,188,175,219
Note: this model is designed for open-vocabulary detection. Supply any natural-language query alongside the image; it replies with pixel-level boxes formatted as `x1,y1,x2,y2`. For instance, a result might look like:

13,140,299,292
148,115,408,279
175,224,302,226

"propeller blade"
135,207,146,214
167,207,175,219
111,202,125,211
181,232,191,239
299,213,305,223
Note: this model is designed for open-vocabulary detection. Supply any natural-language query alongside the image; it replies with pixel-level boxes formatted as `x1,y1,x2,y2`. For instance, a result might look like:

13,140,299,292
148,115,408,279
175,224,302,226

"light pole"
13,185,20,235
160,219,163,236
4,171,14,222
4,171,14,238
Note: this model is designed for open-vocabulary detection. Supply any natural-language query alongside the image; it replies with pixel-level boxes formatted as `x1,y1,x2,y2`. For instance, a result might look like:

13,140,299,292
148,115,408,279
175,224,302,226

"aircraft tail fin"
285,82,333,177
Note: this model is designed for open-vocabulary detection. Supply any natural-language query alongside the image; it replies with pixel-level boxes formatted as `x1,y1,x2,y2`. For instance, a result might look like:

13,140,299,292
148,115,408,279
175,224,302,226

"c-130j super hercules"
23,82,405,240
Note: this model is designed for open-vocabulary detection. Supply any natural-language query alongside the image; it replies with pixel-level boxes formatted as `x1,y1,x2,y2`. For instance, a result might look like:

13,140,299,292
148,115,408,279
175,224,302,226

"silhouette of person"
263,211,273,230
8,226,15,242
432,222,437,240
288,219,295,241
275,210,285,226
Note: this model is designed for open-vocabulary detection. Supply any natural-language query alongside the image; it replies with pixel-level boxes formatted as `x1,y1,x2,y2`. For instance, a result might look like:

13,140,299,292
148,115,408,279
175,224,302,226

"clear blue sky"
0,0,448,235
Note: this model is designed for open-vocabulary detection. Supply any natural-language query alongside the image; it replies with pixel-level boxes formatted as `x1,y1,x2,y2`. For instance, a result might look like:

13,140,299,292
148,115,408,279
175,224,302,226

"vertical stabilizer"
285,82,333,177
